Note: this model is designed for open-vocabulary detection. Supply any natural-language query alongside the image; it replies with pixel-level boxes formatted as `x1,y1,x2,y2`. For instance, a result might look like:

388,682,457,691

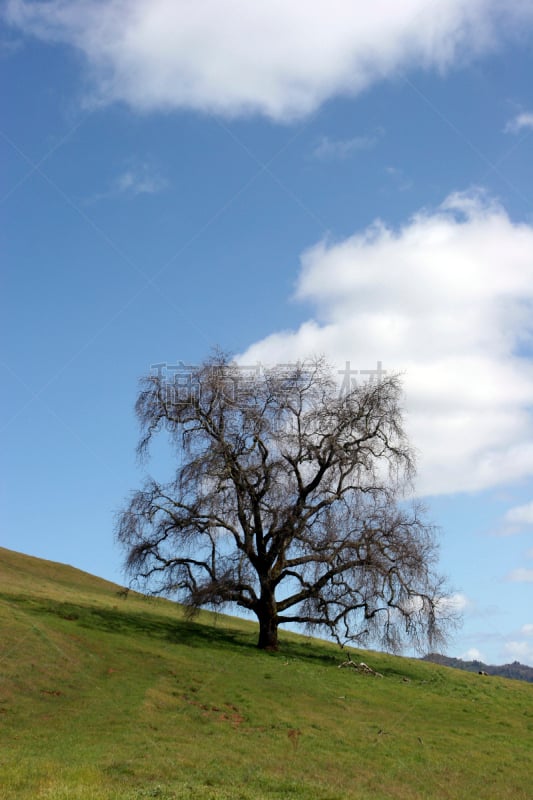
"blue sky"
2,0,533,665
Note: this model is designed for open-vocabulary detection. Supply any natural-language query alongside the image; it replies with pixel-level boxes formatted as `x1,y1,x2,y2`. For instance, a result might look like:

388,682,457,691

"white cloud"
86,162,168,203
438,593,471,614
501,620,533,664
400,592,468,623
506,568,533,583
505,112,533,134
4,0,533,120
503,499,533,528
113,164,168,196
502,639,533,663
313,131,382,160
461,647,484,661
240,191,533,496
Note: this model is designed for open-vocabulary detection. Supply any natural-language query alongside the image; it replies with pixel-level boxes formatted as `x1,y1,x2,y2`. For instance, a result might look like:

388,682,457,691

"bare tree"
117,353,453,651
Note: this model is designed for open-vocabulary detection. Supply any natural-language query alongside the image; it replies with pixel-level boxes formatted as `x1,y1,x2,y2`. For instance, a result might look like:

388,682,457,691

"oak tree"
117,353,451,651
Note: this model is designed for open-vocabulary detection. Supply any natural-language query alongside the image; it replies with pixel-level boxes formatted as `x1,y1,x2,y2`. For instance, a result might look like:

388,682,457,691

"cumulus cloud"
501,621,533,664
86,161,168,203
240,191,533,496
503,499,533,527
506,568,533,583
438,593,471,614
461,647,484,660
505,112,533,133
502,639,533,663
402,592,468,616
113,164,168,196
4,0,533,119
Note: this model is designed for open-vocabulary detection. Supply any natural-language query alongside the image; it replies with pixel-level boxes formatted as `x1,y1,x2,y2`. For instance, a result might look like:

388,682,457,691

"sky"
2,0,533,666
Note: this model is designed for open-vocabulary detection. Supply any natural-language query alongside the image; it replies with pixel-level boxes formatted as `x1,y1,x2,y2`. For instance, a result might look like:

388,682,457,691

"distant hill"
422,653,533,683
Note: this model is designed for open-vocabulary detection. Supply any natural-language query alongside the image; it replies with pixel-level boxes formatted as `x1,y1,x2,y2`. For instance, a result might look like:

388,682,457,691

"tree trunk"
257,613,279,650
256,589,279,650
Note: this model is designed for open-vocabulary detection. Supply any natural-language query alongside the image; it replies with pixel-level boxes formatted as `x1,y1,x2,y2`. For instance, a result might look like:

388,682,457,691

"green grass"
0,547,532,799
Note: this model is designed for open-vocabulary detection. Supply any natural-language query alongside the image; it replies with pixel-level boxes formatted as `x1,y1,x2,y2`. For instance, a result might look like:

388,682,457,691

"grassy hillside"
0,547,532,800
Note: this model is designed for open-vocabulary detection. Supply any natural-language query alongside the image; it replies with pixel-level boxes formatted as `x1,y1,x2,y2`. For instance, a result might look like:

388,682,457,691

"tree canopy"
117,353,453,651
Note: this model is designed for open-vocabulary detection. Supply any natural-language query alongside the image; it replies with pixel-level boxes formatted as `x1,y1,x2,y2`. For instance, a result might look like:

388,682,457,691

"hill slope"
0,547,532,800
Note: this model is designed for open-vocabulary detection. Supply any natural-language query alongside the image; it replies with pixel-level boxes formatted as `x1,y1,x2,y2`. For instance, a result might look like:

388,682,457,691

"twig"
338,658,384,677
